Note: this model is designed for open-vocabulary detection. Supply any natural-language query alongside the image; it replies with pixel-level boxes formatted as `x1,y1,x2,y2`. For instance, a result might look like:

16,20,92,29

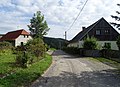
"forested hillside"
43,37,69,49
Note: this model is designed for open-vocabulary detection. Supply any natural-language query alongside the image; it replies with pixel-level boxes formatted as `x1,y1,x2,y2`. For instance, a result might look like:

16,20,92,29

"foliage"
116,36,120,50
26,38,46,59
0,50,16,74
102,43,111,50
14,38,46,67
83,36,98,50
0,41,12,51
0,53,52,87
16,51,34,68
26,38,44,45
28,11,49,38
43,37,69,49
111,4,120,29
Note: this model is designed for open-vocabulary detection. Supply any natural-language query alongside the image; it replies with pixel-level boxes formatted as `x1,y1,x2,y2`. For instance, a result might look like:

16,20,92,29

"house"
0,34,4,39
68,17,120,50
0,29,32,46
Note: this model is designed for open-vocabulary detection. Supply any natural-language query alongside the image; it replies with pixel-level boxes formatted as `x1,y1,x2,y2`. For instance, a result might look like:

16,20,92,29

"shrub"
103,43,111,50
26,38,46,59
0,41,12,49
16,51,34,68
0,41,13,54
83,36,98,50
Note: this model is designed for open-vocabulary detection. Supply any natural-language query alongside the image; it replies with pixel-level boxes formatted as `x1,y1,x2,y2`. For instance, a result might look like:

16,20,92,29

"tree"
28,11,50,38
111,4,120,30
116,36,120,50
83,36,98,50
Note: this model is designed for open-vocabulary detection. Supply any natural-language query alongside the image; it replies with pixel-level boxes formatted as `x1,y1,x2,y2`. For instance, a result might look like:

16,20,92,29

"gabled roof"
0,29,30,41
70,17,119,43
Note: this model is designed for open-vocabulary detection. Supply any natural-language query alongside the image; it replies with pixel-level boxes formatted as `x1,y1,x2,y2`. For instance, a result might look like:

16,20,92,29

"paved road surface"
31,50,120,87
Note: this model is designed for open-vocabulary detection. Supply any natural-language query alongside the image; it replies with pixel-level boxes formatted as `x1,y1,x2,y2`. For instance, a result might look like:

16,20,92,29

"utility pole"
65,31,67,40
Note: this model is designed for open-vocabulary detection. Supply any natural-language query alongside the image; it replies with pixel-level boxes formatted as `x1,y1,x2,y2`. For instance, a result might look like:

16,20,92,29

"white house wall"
68,42,79,47
15,35,32,46
97,41,118,50
69,41,119,50
79,41,83,48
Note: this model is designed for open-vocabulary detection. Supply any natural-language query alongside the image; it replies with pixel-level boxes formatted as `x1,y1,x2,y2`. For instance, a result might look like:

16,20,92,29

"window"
27,35,29,38
96,30,100,35
24,35,25,38
105,30,110,34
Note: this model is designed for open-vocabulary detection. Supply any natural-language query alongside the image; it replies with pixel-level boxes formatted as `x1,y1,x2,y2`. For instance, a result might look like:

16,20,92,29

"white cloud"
0,0,120,40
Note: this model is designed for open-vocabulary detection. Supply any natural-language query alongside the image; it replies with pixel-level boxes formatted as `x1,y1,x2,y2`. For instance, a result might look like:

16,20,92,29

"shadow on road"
52,50,68,56
31,69,120,87
52,50,81,59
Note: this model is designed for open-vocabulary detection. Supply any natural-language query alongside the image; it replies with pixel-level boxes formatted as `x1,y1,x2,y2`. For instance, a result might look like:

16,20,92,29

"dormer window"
96,30,100,35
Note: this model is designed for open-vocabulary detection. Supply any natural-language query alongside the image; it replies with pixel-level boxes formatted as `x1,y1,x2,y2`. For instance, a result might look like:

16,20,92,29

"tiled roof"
0,29,30,41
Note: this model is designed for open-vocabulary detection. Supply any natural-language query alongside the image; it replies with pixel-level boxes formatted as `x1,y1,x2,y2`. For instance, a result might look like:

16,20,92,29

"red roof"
0,29,30,41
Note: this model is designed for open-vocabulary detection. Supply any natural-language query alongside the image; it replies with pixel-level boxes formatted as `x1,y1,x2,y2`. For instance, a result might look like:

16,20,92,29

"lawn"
0,50,17,74
0,50,52,87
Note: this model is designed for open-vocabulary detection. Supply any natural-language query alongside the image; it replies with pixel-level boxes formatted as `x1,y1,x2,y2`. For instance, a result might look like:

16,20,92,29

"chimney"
82,27,86,31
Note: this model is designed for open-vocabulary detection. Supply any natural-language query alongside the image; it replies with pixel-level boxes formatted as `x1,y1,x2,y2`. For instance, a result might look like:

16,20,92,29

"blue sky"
0,0,120,40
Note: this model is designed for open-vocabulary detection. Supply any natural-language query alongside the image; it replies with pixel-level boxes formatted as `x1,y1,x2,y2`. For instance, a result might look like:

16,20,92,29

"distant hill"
43,37,69,49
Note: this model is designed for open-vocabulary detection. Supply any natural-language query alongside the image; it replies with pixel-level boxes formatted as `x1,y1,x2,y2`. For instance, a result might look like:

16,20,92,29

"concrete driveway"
31,50,120,87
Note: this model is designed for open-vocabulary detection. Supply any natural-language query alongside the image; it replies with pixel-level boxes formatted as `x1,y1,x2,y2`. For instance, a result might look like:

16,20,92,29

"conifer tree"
28,11,49,38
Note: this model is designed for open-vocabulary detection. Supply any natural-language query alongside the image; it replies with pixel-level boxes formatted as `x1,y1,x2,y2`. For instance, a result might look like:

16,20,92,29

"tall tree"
28,11,50,38
111,4,120,30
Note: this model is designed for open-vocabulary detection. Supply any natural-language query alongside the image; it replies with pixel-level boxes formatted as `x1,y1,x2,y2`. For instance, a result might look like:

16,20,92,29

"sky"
0,0,120,40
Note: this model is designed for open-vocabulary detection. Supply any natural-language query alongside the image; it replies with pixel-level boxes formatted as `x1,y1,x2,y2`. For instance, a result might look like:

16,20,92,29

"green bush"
26,38,46,59
0,41,12,49
26,38,44,45
16,51,34,68
103,43,111,50
83,36,98,50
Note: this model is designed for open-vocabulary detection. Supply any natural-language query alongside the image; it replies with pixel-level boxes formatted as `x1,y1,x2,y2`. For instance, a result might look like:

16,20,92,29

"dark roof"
70,17,119,43
0,29,30,41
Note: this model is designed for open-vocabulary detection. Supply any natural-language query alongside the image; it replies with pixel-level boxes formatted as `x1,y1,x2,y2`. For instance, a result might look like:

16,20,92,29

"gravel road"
31,50,120,87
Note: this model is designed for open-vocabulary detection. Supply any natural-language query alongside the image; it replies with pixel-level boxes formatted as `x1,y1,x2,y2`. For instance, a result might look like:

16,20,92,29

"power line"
66,0,89,32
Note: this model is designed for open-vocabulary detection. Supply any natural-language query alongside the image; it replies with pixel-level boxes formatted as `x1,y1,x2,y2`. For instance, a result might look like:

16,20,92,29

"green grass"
0,50,17,74
49,48,56,51
89,57,120,73
0,50,52,87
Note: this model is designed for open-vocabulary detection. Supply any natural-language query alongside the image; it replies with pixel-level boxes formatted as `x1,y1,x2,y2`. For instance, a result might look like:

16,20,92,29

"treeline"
43,37,69,49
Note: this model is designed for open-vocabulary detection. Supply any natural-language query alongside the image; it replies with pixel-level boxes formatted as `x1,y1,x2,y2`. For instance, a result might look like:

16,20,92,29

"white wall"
69,41,119,50
97,41,118,50
79,41,119,50
15,35,32,46
68,42,79,47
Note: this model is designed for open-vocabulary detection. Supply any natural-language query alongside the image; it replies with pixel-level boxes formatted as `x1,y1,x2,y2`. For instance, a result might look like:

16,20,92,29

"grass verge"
89,57,120,74
49,48,56,51
0,52,52,87
0,50,16,74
